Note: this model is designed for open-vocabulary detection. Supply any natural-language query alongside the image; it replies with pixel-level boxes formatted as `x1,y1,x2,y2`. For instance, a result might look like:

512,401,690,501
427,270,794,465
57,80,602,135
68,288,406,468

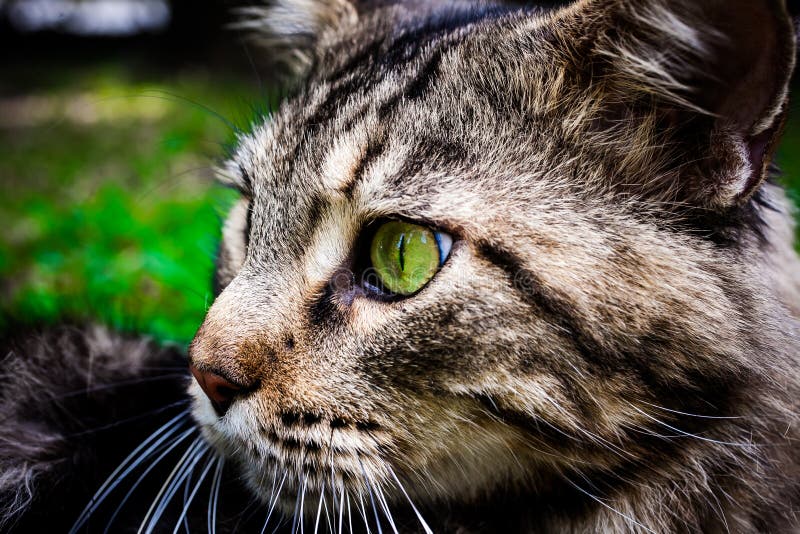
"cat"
2,0,800,532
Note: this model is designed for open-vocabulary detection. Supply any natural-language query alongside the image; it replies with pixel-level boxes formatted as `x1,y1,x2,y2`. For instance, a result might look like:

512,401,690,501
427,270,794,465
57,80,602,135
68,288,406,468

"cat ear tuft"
558,0,797,207
234,0,360,78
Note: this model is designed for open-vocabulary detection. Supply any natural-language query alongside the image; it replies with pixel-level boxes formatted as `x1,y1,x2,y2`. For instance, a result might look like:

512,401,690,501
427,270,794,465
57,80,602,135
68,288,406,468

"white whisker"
563,476,657,534
338,484,346,534
385,465,433,534
103,426,197,533
69,410,190,534
355,490,372,534
373,484,398,534
313,483,325,534
629,405,752,447
261,471,287,534
172,454,218,534
208,456,224,534
357,457,383,534
138,436,207,534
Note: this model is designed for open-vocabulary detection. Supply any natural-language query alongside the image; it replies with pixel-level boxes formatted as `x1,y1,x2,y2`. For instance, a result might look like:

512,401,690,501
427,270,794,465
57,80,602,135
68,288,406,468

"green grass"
0,64,261,343
1,65,799,345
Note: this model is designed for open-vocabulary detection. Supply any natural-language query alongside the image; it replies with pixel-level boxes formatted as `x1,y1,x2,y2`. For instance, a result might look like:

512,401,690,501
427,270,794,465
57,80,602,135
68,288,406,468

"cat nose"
189,364,250,416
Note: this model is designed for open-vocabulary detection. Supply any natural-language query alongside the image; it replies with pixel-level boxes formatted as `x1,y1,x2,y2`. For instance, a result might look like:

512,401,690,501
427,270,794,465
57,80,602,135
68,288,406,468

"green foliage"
0,64,261,343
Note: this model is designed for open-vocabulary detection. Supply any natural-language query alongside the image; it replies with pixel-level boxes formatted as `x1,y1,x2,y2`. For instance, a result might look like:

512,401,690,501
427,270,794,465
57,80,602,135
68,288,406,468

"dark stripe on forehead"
343,135,388,199
306,5,516,133
376,46,447,121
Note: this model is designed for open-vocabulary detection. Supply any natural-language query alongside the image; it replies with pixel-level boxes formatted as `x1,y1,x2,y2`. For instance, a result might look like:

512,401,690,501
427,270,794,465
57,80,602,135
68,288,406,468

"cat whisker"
41,373,189,403
207,455,224,534
476,406,583,465
69,409,190,533
172,453,218,534
325,428,340,533
322,488,333,533
261,471,287,534
639,401,743,420
338,478,346,534
289,474,302,534
99,90,238,133
561,474,657,534
313,483,325,534
346,492,353,534
359,429,433,534
103,425,198,533
139,436,208,533
181,452,192,533
290,471,308,534
374,483,399,534
355,490,372,534
384,465,434,534
628,405,754,448
66,399,191,438
357,456,383,534
300,474,309,534
135,164,220,202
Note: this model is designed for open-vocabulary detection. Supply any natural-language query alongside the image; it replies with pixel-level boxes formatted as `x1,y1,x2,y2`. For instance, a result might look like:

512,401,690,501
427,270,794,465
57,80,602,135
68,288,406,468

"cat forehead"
230,9,571,209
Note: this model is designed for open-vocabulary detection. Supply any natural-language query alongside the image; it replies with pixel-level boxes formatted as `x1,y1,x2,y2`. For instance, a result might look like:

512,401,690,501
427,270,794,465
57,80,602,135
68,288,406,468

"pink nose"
189,364,247,416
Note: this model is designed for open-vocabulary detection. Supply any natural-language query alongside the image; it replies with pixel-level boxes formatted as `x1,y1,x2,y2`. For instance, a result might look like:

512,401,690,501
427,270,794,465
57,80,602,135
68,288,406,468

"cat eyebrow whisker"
639,401,744,420
627,404,755,448
561,473,657,534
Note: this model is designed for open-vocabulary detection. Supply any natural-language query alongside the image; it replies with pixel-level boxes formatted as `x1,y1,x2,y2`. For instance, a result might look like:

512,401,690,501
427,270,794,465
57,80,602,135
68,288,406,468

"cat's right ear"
234,0,366,80
547,0,797,208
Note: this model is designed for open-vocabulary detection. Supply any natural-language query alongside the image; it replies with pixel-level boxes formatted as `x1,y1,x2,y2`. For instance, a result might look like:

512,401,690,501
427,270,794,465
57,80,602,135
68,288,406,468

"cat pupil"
398,233,406,271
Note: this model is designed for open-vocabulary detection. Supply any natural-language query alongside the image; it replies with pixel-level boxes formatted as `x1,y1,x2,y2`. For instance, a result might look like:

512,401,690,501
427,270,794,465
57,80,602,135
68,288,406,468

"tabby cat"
3,0,800,532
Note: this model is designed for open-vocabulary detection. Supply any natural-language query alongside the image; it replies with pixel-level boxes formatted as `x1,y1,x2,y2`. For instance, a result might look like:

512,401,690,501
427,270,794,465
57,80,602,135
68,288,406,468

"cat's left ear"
552,0,797,207
234,0,370,78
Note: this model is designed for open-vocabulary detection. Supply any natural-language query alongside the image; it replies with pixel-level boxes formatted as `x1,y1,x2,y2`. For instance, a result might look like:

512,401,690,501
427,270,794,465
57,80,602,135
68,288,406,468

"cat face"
188,0,797,519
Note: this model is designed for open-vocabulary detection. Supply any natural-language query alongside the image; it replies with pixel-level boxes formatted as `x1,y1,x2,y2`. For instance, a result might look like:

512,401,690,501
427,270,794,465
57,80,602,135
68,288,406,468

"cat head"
189,0,797,522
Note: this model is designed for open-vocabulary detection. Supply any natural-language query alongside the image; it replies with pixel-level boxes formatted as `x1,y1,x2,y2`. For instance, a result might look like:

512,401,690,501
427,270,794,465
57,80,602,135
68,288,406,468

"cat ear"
234,0,364,78
554,0,797,207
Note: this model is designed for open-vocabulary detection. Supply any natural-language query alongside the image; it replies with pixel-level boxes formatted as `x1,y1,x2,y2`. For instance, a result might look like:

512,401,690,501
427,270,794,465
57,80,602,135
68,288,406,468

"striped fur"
186,0,800,531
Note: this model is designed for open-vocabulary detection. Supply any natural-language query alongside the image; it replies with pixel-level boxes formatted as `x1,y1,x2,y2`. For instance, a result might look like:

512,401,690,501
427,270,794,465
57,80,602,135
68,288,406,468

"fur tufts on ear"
234,0,360,78
554,0,797,207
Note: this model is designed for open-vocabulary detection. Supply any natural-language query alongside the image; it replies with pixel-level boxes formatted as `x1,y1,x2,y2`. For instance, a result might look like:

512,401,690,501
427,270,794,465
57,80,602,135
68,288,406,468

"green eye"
369,221,453,296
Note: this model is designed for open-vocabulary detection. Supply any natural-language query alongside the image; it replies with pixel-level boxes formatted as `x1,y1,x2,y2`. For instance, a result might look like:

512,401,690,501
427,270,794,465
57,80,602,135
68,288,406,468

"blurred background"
1,0,799,345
